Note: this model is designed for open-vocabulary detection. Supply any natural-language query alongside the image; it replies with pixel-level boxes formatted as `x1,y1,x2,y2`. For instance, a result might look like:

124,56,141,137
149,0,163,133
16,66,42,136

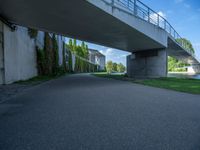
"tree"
112,63,118,72
68,39,73,50
117,63,126,73
168,56,189,72
72,39,77,53
168,56,177,72
176,38,195,54
106,61,113,74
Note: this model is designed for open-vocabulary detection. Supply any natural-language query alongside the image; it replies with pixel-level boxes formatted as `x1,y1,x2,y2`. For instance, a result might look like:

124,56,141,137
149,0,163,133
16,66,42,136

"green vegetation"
93,73,200,94
28,28,38,39
135,78,200,94
106,61,126,74
66,39,98,73
117,63,126,73
15,73,69,85
106,61,113,74
176,38,195,54
36,33,67,76
67,39,89,59
168,56,189,72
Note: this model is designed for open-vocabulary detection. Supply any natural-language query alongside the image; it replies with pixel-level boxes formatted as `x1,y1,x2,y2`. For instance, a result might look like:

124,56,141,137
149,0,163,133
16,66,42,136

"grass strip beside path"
93,72,200,94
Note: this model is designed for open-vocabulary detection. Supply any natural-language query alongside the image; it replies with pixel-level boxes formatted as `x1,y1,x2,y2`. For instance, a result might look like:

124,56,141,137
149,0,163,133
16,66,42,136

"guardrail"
111,0,195,57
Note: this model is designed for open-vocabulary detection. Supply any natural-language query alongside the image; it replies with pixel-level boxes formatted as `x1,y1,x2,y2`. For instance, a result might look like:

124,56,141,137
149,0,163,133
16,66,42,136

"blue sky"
66,0,200,66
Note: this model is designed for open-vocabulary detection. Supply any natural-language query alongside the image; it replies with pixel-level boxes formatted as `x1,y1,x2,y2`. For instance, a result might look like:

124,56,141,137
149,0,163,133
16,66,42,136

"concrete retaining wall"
0,22,66,84
3,26,38,84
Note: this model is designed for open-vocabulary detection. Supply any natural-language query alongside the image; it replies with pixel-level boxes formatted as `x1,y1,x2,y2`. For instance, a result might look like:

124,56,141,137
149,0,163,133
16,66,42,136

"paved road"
0,74,200,150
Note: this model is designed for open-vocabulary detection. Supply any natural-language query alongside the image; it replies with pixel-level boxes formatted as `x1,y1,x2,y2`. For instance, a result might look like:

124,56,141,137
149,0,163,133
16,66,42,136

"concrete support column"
127,49,167,78
0,21,4,84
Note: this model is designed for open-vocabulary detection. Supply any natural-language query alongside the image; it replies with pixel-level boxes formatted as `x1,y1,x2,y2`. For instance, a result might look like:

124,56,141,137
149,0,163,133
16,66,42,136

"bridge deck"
0,0,199,64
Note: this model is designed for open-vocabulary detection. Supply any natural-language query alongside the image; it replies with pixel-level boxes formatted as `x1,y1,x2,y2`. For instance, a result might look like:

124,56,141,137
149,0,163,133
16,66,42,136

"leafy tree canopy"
106,61,126,74
176,38,195,54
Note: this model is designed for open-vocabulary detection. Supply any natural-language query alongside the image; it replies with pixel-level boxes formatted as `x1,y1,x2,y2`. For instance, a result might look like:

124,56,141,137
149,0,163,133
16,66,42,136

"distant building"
89,49,105,71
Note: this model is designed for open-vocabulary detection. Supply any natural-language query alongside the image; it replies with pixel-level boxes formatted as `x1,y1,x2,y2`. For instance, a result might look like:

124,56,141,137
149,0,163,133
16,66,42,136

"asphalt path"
0,74,200,150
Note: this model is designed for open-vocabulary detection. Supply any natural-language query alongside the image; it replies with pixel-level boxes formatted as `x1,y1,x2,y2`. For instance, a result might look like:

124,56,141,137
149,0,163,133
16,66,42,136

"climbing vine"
28,28,38,39
62,42,67,72
52,34,59,75
68,49,73,72
36,46,45,75
36,35,99,76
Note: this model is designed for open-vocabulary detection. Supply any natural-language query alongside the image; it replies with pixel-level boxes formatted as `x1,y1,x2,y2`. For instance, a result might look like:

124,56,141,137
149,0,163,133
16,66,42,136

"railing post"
147,8,150,22
134,0,137,16
127,0,129,8
164,21,166,30
111,0,114,13
157,15,159,26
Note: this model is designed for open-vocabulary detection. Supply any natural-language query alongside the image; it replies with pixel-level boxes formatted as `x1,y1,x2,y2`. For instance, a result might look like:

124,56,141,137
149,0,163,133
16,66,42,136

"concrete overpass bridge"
0,0,199,77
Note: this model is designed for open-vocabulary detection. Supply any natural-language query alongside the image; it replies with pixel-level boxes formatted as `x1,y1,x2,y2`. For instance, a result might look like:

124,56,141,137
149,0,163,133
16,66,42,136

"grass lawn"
93,72,200,94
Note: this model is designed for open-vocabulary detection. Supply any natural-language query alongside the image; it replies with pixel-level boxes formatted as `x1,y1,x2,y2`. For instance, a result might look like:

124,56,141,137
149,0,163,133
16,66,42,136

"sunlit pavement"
0,74,200,150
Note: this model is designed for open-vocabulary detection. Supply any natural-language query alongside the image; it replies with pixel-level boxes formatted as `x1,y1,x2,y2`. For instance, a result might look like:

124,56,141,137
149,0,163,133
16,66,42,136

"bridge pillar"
127,49,167,78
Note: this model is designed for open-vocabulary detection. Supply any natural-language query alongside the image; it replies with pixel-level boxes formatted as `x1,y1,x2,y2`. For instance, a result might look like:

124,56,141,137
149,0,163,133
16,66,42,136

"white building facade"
89,49,105,71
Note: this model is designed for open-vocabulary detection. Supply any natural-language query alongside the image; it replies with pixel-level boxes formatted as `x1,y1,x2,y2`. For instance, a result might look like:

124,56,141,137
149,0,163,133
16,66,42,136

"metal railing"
112,0,195,57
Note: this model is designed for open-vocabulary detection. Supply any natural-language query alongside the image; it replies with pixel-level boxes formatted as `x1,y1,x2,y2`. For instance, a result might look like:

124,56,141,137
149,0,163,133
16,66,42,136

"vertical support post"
157,14,159,26
147,8,150,22
127,0,129,8
134,0,137,16
111,0,114,13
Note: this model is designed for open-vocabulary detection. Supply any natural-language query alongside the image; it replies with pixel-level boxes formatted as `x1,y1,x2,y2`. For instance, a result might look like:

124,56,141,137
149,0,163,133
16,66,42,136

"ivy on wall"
36,33,62,76
62,41,67,72
36,34,99,76
44,32,54,75
68,50,73,73
74,56,98,73
36,46,45,75
28,28,38,39
52,34,59,74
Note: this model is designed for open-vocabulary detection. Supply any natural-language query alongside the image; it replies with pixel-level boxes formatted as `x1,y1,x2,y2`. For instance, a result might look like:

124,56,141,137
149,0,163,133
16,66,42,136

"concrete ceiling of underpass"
0,0,165,52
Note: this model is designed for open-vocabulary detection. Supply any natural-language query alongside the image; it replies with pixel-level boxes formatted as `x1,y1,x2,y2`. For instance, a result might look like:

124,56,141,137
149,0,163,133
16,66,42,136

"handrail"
111,0,195,57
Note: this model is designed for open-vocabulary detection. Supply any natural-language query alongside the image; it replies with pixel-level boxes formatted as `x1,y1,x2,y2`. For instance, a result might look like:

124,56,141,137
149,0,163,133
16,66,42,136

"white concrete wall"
3,26,38,84
99,56,105,70
0,22,67,85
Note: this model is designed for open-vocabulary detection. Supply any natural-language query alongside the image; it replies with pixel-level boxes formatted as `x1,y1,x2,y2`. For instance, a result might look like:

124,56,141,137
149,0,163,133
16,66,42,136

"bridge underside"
167,38,199,65
0,0,165,52
0,0,199,78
